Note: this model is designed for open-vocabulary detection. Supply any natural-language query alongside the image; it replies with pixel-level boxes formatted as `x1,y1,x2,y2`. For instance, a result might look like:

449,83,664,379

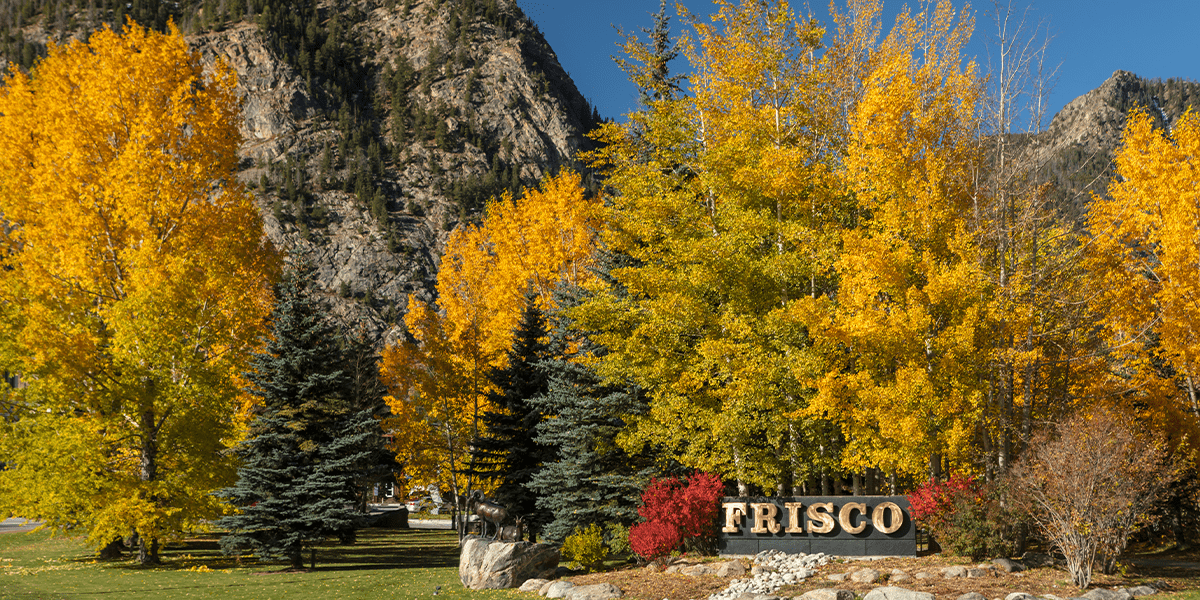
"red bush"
908,474,978,522
907,474,1019,560
628,520,682,560
629,471,724,560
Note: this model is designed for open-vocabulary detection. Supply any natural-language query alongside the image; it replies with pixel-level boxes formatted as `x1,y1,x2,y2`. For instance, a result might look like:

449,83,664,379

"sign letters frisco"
718,496,916,556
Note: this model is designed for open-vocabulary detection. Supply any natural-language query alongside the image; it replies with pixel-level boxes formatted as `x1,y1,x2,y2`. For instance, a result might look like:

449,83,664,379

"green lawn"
0,528,525,599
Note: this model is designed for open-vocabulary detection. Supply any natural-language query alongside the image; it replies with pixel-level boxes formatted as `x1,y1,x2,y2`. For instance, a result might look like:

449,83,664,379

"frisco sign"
718,496,915,556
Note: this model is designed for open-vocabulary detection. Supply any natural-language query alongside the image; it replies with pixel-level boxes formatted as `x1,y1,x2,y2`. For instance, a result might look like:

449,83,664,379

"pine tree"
527,282,655,543
340,331,399,515
217,268,375,570
614,0,683,106
470,293,556,538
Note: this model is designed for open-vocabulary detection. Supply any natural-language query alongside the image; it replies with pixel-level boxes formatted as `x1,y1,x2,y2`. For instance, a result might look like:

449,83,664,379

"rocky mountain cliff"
0,0,602,343
1016,70,1200,221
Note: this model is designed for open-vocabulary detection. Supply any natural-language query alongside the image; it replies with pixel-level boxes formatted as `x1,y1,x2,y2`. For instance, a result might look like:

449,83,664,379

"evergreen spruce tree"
527,281,655,543
217,268,381,569
470,292,556,538
340,330,399,516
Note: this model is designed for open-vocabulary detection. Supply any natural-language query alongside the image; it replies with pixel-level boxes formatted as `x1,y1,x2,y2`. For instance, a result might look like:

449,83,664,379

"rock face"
1010,70,1200,223
188,0,599,339
458,535,560,590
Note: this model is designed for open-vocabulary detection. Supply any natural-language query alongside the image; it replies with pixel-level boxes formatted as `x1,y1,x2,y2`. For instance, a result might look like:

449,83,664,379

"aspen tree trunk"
138,405,161,565
1186,371,1200,420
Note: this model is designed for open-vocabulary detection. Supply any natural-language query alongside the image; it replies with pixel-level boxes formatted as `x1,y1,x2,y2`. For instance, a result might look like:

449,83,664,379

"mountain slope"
1020,70,1200,221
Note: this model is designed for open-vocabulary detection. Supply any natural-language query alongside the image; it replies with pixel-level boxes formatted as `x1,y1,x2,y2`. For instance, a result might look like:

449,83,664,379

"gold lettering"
806,502,835,534
722,502,748,533
784,502,804,533
838,502,867,534
751,503,781,534
871,502,904,534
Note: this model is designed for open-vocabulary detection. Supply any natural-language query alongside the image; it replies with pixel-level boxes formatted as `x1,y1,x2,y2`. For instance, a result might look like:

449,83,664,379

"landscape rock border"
515,550,1168,600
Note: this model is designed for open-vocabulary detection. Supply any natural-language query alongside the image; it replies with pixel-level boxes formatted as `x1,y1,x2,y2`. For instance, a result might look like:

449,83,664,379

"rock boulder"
864,586,936,600
799,588,856,600
458,536,560,590
565,583,623,600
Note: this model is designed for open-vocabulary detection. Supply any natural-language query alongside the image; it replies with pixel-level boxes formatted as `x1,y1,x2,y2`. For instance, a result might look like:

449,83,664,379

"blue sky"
515,0,1200,127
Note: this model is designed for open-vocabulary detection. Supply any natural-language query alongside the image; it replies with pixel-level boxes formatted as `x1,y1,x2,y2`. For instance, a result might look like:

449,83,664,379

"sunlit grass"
0,528,524,599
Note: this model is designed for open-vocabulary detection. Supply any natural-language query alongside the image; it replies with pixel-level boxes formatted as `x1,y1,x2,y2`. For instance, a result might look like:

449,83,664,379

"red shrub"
908,474,978,522
907,474,1019,560
628,520,682,561
629,471,724,560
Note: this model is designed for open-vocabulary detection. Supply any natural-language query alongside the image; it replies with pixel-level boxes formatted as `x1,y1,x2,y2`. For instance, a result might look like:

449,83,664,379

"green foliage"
909,476,1020,560
528,281,654,543
606,522,631,557
938,490,1020,560
469,295,557,537
562,523,610,572
217,268,391,569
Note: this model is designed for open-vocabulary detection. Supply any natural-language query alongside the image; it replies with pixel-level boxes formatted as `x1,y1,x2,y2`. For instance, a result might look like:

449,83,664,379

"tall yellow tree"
800,0,986,480
1086,110,1200,447
381,170,599,501
581,0,854,493
0,22,279,563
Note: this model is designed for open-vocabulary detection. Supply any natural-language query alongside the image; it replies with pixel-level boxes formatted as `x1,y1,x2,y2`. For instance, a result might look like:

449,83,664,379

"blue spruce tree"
470,292,556,539
217,268,386,569
527,283,655,543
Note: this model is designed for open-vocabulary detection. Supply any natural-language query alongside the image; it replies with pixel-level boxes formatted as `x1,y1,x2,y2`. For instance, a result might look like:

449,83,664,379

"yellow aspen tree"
381,170,599,499
581,0,851,493
969,1,1104,478
0,22,279,563
805,0,987,480
1086,110,1200,447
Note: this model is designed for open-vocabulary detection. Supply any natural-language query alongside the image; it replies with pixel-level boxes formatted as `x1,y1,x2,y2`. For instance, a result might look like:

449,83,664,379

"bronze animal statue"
497,515,525,542
467,491,509,540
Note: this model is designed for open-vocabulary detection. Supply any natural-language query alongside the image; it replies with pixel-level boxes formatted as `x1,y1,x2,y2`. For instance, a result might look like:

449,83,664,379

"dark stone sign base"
717,496,916,557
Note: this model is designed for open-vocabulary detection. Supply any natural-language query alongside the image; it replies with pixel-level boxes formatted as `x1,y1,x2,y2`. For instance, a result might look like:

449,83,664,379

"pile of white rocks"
708,550,831,600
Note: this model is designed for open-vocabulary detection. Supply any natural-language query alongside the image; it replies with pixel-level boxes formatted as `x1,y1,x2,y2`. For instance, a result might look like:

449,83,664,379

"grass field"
0,527,524,600
7,526,1200,600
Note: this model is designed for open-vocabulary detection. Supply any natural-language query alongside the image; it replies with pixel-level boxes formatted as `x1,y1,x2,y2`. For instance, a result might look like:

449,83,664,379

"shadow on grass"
95,528,461,573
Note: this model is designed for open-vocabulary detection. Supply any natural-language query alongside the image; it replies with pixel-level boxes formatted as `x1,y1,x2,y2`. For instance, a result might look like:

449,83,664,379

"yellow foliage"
0,22,279,553
809,0,985,478
1086,110,1200,448
581,0,988,486
381,170,599,496
579,0,858,489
